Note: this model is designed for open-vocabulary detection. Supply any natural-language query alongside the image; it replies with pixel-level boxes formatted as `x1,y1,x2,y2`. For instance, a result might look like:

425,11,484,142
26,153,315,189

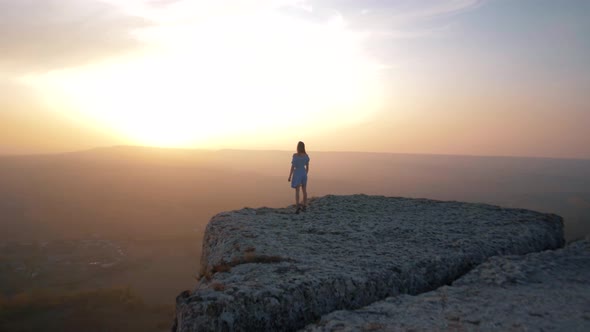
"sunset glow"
22,8,382,147
1,0,589,158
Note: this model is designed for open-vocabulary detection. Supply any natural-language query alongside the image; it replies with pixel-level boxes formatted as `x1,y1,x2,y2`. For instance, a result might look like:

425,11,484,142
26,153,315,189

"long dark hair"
297,141,306,154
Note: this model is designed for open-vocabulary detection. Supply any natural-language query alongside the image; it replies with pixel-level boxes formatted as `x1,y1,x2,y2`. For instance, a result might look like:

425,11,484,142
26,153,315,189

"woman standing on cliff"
288,141,310,214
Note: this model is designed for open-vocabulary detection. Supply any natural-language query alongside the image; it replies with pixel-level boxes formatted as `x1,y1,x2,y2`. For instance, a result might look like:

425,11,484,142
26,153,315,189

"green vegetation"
0,287,173,332
0,236,199,332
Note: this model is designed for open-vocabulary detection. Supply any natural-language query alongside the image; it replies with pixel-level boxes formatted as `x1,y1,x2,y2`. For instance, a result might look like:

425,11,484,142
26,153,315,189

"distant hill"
1,146,589,241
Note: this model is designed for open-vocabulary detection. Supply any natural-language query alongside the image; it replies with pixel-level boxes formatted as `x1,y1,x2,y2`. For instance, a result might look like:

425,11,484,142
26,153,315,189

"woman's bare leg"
295,185,300,207
302,184,307,207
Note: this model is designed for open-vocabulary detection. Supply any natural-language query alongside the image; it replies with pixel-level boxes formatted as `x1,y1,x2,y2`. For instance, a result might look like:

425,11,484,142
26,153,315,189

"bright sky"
1,0,589,158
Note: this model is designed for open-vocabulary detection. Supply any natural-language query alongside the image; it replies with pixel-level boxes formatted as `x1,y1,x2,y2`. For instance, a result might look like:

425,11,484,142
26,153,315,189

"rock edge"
173,195,565,331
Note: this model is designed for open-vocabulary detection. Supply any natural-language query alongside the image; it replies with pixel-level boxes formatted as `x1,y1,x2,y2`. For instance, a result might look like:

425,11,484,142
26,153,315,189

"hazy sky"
1,0,589,158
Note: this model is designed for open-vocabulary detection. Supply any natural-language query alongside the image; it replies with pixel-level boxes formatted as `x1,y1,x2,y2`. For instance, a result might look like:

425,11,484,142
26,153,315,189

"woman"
288,141,310,214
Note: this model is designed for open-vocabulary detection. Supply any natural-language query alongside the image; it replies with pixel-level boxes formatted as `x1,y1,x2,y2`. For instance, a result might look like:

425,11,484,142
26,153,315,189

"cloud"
99,0,310,23
0,0,150,74
145,0,183,7
0,0,485,76
282,0,484,34
274,0,484,67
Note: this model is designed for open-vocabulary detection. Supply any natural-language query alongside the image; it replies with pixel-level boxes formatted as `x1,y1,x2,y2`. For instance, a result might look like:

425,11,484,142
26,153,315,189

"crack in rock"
304,240,590,331
203,253,296,280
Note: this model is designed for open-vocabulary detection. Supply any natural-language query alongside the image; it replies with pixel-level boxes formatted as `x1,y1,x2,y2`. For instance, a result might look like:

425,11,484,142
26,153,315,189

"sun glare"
22,9,383,148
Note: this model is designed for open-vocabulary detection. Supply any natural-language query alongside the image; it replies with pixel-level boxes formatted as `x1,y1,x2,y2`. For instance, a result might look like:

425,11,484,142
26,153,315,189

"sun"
22,9,383,148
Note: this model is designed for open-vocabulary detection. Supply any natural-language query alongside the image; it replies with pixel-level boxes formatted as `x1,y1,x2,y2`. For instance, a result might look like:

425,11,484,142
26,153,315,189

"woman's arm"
288,165,294,181
305,160,309,174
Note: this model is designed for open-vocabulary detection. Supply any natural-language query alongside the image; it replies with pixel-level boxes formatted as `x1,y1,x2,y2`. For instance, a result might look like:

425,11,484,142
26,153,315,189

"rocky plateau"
173,195,584,331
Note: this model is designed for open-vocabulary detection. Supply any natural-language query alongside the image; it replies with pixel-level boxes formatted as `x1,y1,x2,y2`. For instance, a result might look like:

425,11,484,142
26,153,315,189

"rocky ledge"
173,195,565,331
304,239,590,331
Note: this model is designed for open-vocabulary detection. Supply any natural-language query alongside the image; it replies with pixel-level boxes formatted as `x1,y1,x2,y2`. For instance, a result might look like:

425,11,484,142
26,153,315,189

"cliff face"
173,195,566,332
305,239,590,331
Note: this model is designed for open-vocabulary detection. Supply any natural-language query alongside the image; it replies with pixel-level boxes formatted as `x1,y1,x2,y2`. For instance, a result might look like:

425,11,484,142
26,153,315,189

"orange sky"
1,0,589,159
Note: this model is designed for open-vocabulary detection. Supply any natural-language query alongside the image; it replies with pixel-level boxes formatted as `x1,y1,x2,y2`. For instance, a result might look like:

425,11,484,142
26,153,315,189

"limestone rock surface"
305,240,590,332
173,195,564,332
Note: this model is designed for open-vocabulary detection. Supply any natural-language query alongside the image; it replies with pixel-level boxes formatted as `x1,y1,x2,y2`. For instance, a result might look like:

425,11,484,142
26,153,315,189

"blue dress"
291,154,310,188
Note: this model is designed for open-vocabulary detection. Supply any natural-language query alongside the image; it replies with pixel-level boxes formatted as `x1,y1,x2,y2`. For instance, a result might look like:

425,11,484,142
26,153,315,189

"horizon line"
1,144,590,162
